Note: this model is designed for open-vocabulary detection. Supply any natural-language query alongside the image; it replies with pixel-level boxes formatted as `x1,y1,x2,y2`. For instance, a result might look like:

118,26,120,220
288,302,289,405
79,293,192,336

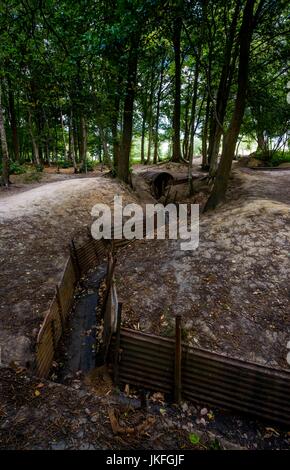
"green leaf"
189,433,200,445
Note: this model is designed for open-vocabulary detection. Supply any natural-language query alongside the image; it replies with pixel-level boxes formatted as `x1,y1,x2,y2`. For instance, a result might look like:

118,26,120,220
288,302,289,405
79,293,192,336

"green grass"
255,149,290,167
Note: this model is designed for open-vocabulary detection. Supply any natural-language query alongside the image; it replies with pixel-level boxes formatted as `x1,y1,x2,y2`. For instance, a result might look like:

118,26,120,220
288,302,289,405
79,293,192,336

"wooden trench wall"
35,229,290,427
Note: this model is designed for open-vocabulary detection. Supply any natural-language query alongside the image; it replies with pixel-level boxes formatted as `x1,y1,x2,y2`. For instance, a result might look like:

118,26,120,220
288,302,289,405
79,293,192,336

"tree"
205,0,257,210
172,13,182,162
0,79,9,186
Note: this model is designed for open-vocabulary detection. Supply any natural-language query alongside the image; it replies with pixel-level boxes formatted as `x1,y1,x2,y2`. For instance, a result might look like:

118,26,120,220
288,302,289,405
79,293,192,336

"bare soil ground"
1,367,289,450
116,164,290,370
0,170,137,366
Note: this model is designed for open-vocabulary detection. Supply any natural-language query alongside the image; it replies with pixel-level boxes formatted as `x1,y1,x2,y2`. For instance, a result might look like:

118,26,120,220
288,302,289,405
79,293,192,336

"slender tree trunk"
43,110,51,165
146,67,155,164
256,114,268,153
54,118,59,165
69,108,77,172
202,92,211,169
45,141,50,165
205,0,255,211
207,1,241,176
28,108,40,165
72,113,79,163
118,37,138,183
99,126,111,166
147,124,153,164
112,83,121,172
7,78,20,162
188,61,200,195
79,115,87,172
37,112,44,163
141,110,146,164
188,62,200,160
172,15,182,162
183,84,191,161
60,108,68,160
0,81,10,186
153,59,164,164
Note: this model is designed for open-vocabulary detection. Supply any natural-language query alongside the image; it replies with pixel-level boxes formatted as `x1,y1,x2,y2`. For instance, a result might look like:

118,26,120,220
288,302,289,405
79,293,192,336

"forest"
0,0,289,206
0,0,290,455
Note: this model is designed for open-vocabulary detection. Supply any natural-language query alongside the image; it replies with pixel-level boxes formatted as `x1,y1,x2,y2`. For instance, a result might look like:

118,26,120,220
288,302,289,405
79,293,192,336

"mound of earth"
116,168,290,369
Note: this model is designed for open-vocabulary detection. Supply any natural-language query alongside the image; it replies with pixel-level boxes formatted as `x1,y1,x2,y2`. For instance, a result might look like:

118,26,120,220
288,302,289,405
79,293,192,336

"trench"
58,263,106,382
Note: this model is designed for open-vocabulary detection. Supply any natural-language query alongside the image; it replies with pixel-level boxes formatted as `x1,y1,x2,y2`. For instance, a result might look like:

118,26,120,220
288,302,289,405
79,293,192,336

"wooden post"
113,303,122,386
174,314,182,404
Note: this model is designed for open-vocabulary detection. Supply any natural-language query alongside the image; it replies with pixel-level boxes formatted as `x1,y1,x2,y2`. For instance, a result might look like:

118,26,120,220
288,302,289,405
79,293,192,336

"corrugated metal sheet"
35,228,290,427
115,328,290,426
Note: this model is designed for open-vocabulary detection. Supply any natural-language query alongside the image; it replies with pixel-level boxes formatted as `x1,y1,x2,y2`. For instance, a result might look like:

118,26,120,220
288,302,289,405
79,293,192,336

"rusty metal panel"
115,328,290,426
36,323,54,377
49,297,62,343
74,238,107,274
117,329,174,393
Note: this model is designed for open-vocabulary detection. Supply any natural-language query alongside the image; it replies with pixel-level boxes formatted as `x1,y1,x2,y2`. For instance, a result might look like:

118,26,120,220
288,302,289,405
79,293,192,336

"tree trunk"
7,78,20,162
69,108,77,172
43,111,51,166
202,92,211,169
99,126,111,166
79,115,87,172
146,67,155,164
118,37,138,183
73,114,79,162
110,71,122,172
207,2,241,176
140,110,146,164
60,108,68,161
28,108,40,165
188,62,200,160
205,0,255,211
188,61,200,195
153,59,164,164
172,15,182,162
0,81,10,186
182,84,191,161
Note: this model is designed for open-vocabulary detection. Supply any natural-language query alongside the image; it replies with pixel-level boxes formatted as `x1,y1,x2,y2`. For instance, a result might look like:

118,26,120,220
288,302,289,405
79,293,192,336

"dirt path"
116,167,290,370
